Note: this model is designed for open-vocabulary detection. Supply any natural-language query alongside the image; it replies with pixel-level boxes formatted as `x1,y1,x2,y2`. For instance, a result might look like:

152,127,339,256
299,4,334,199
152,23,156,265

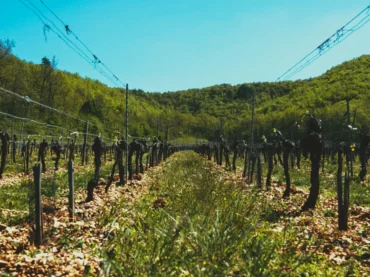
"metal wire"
19,0,121,87
39,0,127,87
277,5,370,81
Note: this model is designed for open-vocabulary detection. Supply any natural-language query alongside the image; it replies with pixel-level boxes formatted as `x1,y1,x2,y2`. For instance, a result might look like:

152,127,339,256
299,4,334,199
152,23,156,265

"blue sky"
1,0,370,92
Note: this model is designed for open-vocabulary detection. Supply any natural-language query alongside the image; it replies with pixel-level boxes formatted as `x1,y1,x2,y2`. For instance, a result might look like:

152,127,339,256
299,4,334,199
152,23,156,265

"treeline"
0,38,369,141
137,56,370,141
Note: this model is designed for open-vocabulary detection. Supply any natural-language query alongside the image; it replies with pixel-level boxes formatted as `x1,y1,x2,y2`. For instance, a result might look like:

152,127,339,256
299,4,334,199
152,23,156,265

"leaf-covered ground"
0,151,369,276
0,170,149,276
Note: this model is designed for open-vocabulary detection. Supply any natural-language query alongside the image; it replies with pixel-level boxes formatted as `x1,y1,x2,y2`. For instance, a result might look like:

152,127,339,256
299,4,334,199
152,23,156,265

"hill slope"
144,55,370,139
0,40,369,141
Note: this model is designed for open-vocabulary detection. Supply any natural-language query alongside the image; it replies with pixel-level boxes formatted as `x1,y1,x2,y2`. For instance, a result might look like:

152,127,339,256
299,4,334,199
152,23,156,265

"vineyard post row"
193,113,369,232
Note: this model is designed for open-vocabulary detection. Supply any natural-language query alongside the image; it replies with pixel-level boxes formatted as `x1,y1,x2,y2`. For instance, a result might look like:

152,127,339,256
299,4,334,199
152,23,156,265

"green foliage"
0,38,369,141
98,152,356,276
0,159,113,226
0,179,31,225
236,83,255,100
0,39,15,60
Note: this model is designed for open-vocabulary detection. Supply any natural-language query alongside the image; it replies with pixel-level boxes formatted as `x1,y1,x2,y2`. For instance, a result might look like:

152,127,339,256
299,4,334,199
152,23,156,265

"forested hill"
143,55,370,139
0,39,369,141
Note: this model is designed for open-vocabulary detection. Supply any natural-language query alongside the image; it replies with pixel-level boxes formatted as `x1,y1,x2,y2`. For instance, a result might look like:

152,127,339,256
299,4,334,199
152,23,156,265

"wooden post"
250,93,256,148
82,121,89,165
242,146,247,178
11,120,14,164
34,164,43,246
247,92,256,181
125,84,129,184
256,150,262,187
337,148,349,230
346,99,351,126
52,169,57,206
20,121,24,153
68,160,74,221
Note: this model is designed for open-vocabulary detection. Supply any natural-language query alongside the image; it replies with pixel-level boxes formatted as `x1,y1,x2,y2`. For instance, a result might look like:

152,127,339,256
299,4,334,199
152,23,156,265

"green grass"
234,153,370,207
0,160,113,226
97,152,359,276
169,136,208,145
0,179,32,225
1,149,116,177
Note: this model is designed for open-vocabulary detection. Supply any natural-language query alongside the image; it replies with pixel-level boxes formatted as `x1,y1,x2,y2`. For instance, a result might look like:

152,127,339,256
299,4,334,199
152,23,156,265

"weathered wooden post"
11,120,14,164
242,144,247,178
125,84,129,184
52,170,57,208
20,121,24,153
82,121,89,165
247,91,256,182
68,160,74,221
337,145,349,230
256,150,262,187
34,164,43,246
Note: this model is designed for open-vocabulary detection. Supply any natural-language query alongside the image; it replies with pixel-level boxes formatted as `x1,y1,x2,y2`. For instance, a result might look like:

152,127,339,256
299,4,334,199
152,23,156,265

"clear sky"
1,0,370,92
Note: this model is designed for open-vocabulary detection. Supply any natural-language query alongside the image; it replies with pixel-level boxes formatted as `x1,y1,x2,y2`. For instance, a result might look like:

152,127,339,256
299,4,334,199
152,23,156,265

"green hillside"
141,55,370,140
0,39,369,141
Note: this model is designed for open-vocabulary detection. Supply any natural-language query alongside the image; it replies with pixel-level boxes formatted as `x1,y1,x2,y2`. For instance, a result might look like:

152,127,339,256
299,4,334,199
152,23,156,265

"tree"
0,39,15,60
38,57,54,105
236,84,255,100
